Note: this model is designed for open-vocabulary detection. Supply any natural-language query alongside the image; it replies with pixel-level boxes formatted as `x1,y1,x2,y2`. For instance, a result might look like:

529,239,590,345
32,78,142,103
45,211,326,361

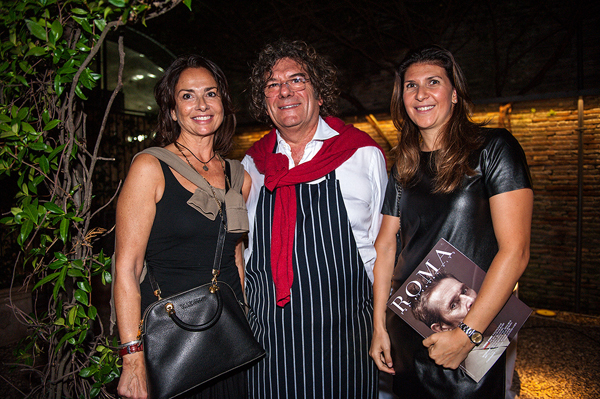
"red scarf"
246,116,384,306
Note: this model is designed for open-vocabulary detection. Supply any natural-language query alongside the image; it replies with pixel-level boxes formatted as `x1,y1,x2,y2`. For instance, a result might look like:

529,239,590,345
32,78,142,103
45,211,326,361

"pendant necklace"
174,141,216,171
174,142,230,222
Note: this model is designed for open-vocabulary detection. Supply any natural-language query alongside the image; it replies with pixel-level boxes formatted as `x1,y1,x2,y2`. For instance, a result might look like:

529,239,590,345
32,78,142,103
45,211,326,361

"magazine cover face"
387,238,532,382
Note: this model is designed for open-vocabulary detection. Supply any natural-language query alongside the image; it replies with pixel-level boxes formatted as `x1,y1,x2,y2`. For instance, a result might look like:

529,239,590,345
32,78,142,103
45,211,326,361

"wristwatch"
457,322,483,346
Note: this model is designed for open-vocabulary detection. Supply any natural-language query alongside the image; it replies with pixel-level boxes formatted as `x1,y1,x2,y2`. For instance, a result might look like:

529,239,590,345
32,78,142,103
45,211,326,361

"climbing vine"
0,0,190,397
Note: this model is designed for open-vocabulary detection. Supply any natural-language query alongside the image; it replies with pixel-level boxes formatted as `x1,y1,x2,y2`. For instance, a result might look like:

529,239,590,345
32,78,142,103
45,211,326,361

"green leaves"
5,193,85,248
72,15,93,33
19,219,34,246
59,218,69,243
88,305,98,320
93,18,107,32
79,366,95,378
102,270,112,284
43,201,62,215
25,17,63,47
49,19,63,45
1,1,195,397
43,119,60,131
74,289,89,306
25,19,48,41
79,338,121,397
108,0,128,7
32,271,60,291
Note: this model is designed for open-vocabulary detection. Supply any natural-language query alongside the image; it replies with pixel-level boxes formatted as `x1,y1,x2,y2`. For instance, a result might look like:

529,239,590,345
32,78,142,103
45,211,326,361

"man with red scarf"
242,39,387,398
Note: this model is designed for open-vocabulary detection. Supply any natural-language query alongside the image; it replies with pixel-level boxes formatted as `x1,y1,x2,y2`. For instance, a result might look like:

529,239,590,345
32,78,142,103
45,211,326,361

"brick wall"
233,95,600,315
473,97,600,315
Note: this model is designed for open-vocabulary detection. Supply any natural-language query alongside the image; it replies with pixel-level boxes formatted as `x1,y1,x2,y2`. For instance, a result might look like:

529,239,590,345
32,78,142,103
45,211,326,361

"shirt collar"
275,116,339,149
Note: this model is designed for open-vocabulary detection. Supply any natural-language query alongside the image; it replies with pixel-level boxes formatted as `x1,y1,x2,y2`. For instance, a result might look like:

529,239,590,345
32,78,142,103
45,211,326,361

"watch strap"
457,322,483,346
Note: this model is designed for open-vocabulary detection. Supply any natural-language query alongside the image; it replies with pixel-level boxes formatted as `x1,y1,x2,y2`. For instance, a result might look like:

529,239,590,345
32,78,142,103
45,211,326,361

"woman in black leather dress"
369,46,533,398
114,55,251,399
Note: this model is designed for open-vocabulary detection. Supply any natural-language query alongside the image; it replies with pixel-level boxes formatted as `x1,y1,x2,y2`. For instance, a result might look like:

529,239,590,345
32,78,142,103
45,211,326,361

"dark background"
92,0,600,315
3,0,599,313
120,0,600,124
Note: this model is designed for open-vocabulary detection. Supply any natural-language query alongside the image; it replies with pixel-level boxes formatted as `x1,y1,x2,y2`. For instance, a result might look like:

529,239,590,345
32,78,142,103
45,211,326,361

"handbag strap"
209,162,229,289
145,149,232,300
393,167,402,231
394,169,403,267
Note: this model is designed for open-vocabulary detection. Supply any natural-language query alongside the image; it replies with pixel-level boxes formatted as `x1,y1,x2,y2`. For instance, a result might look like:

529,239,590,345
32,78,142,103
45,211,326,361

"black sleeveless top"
140,161,243,312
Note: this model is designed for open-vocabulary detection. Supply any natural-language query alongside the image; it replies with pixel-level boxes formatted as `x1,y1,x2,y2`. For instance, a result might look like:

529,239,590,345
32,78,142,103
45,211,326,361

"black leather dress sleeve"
480,128,533,197
381,164,401,216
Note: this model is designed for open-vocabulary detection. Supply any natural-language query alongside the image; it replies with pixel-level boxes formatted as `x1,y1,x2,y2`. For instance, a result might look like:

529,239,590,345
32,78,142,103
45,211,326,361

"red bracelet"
118,341,144,357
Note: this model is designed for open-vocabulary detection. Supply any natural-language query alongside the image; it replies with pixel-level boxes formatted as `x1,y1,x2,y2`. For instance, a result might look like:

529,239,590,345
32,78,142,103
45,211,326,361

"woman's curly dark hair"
153,54,236,154
249,39,339,124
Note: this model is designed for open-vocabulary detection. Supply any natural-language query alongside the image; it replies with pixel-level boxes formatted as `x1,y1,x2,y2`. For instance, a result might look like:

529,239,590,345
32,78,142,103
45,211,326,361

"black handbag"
141,159,265,399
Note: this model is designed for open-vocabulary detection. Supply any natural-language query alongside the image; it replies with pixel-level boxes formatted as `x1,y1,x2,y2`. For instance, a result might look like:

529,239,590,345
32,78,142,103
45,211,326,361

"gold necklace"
174,143,230,222
174,141,216,171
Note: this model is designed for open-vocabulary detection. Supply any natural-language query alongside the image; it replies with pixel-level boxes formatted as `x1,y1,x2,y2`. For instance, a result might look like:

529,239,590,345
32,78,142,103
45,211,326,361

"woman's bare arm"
114,154,163,399
369,214,400,374
423,188,533,369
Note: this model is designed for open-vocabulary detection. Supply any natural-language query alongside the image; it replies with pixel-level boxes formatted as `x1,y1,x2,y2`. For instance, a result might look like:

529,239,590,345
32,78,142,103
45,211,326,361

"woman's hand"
369,328,395,374
370,214,400,374
422,328,473,369
117,352,148,399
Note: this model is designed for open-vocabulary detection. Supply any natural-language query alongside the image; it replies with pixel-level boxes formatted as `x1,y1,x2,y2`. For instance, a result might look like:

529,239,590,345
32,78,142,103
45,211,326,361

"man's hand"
422,328,474,369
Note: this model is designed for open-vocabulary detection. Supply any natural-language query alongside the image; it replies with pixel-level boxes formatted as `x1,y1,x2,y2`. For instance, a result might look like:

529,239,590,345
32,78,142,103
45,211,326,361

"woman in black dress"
369,46,533,398
114,55,251,399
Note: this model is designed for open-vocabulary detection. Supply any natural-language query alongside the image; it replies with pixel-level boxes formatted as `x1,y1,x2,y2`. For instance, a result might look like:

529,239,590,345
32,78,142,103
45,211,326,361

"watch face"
471,332,484,345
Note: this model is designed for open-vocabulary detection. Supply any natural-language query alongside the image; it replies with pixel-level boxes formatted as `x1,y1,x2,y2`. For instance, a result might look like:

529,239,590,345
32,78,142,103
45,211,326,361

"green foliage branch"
0,0,190,397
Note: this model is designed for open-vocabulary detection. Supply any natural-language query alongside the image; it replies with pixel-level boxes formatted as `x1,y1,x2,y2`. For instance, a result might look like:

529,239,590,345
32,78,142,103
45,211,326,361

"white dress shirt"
242,116,388,281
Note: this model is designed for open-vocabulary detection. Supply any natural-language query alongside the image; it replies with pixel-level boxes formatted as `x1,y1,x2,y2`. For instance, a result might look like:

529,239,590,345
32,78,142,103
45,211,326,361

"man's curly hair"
249,39,340,124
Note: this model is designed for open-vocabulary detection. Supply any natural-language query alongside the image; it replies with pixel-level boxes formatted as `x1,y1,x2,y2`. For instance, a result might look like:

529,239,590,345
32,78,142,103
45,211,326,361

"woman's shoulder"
478,127,524,152
476,127,532,190
129,151,163,174
119,151,165,207
134,146,176,163
123,153,165,197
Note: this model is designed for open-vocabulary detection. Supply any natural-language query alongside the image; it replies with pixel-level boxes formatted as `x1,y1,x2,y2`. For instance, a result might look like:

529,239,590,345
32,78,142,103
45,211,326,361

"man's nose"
278,82,293,98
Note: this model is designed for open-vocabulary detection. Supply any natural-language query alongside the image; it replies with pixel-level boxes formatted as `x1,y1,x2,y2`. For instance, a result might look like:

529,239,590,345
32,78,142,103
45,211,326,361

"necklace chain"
173,143,230,224
174,141,216,171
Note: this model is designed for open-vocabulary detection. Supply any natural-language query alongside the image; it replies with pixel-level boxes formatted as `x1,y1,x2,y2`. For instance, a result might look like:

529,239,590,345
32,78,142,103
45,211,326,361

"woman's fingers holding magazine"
423,329,472,369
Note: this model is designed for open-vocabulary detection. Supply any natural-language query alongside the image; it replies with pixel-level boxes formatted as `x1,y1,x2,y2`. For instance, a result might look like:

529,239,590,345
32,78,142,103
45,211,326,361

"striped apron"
246,171,377,399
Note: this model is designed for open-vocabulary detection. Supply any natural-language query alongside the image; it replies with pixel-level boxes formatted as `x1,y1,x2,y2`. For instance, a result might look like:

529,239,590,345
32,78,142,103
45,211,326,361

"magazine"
387,238,532,382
